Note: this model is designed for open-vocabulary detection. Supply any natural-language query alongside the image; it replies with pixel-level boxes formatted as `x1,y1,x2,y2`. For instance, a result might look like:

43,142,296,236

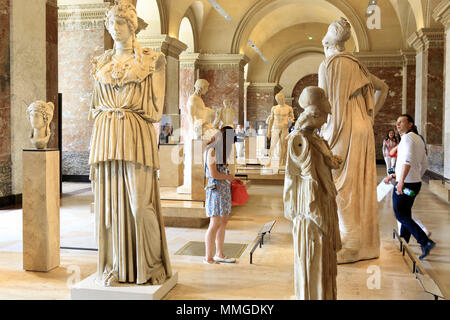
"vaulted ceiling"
134,0,444,84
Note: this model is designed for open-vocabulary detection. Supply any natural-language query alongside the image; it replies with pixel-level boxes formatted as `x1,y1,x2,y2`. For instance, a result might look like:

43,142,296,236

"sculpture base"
71,272,178,300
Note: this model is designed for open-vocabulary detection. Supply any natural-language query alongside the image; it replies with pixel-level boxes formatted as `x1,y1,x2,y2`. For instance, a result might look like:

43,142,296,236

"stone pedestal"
71,272,178,300
159,144,183,187
22,149,60,272
177,139,205,201
246,136,257,163
256,135,267,159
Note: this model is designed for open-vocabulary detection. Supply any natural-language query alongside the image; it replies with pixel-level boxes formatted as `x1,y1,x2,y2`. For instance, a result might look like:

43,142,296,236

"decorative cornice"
197,54,250,70
247,82,282,93
432,0,450,29
138,34,187,59
58,3,110,31
407,28,445,52
355,51,404,67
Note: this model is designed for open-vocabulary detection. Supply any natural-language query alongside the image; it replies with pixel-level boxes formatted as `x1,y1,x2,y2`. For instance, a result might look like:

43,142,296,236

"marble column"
0,0,11,202
179,53,200,142
10,0,58,196
197,54,249,125
246,83,282,123
356,52,404,160
401,51,417,116
58,2,110,177
433,1,450,180
139,35,187,139
408,28,445,175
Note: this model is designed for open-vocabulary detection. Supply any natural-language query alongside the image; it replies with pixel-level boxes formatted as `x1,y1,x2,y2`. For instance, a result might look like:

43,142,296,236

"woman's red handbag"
231,180,248,206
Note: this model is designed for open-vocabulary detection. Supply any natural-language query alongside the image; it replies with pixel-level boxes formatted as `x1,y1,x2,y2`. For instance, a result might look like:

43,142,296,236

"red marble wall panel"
0,0,11,198
291,74,318,117
46,1,58,149
0,0,10,160
405,63,416,117
179,67,196,142
426,48,444,145
199,68,240,118
368,66,403,160
59,29,104,152
246,90,274,122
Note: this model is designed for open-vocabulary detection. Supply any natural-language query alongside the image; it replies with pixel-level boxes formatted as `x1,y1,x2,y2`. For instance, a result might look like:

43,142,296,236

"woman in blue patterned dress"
204,126,238,264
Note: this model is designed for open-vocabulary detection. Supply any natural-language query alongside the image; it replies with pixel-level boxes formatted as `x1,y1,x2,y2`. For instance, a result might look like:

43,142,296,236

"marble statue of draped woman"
318,18,388,263
88,0,171,286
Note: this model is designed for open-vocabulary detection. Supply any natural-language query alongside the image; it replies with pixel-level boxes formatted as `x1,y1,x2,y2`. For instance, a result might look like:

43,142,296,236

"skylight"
248,39,268,63
207,0,232,21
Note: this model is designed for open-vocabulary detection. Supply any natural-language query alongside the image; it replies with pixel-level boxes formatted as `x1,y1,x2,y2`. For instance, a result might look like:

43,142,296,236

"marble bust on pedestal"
26,101,55,149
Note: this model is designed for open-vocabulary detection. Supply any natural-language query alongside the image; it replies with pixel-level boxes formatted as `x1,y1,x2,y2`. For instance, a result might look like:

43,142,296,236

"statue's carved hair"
103,0,145,65
194,79,210,92
322,17,351,52
26,101,55,137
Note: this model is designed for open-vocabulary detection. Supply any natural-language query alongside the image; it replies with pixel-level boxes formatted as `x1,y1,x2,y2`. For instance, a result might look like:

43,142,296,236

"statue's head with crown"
105,0,138,37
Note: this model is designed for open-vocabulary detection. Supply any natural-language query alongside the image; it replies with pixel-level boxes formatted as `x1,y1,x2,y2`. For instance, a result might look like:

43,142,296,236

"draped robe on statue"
284,131,341,300
319,53,380,263
88,47,172,285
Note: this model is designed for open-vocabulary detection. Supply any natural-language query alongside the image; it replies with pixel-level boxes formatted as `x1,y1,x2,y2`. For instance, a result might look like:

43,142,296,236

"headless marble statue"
213,99,237,129
266,93,295,166
319,17,389,263
187,79,215,139
26,101,54,149
284,86,342,300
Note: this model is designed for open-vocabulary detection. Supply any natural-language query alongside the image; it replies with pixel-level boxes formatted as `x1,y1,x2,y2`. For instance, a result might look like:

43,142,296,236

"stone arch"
231,0,370,54
291,74,319,116
135,0,168,34
268,46,324,84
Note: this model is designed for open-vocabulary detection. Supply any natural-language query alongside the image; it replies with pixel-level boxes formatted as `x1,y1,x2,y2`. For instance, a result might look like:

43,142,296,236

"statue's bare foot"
100,266,118,287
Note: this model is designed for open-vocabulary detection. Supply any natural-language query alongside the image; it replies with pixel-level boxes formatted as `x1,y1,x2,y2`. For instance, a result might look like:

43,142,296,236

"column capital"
179,53,200,68
400,50,417,66
247,82,282,93
58,3,110,31
197,54,249,70
433,0,450,30
138,35,187,59
354,51,404,67
407,28,445,52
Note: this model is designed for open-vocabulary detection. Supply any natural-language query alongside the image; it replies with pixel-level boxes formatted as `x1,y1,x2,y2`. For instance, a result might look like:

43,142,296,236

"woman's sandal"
213,255,236,263
203,258,219,264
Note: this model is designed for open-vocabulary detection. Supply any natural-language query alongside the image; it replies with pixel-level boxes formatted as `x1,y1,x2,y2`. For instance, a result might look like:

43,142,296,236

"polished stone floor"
0,166,448,300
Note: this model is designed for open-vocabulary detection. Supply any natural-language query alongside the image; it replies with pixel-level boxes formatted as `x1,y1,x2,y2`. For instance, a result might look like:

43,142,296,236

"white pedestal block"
177,139,205,200
245,136,257,163
159,144,183,187
71,272,178,300
22,149,60,272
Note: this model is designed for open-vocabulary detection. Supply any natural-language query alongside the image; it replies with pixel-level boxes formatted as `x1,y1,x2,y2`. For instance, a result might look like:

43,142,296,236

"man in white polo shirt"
384,114,435,260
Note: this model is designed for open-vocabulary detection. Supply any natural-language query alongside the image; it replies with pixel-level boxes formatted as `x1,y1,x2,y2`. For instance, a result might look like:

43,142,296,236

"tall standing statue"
318,17,389,263
88,0,171,286
213,99,237,129
187,79,215,139
266,92,295,166
26,100,54,149
284,86,342,300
